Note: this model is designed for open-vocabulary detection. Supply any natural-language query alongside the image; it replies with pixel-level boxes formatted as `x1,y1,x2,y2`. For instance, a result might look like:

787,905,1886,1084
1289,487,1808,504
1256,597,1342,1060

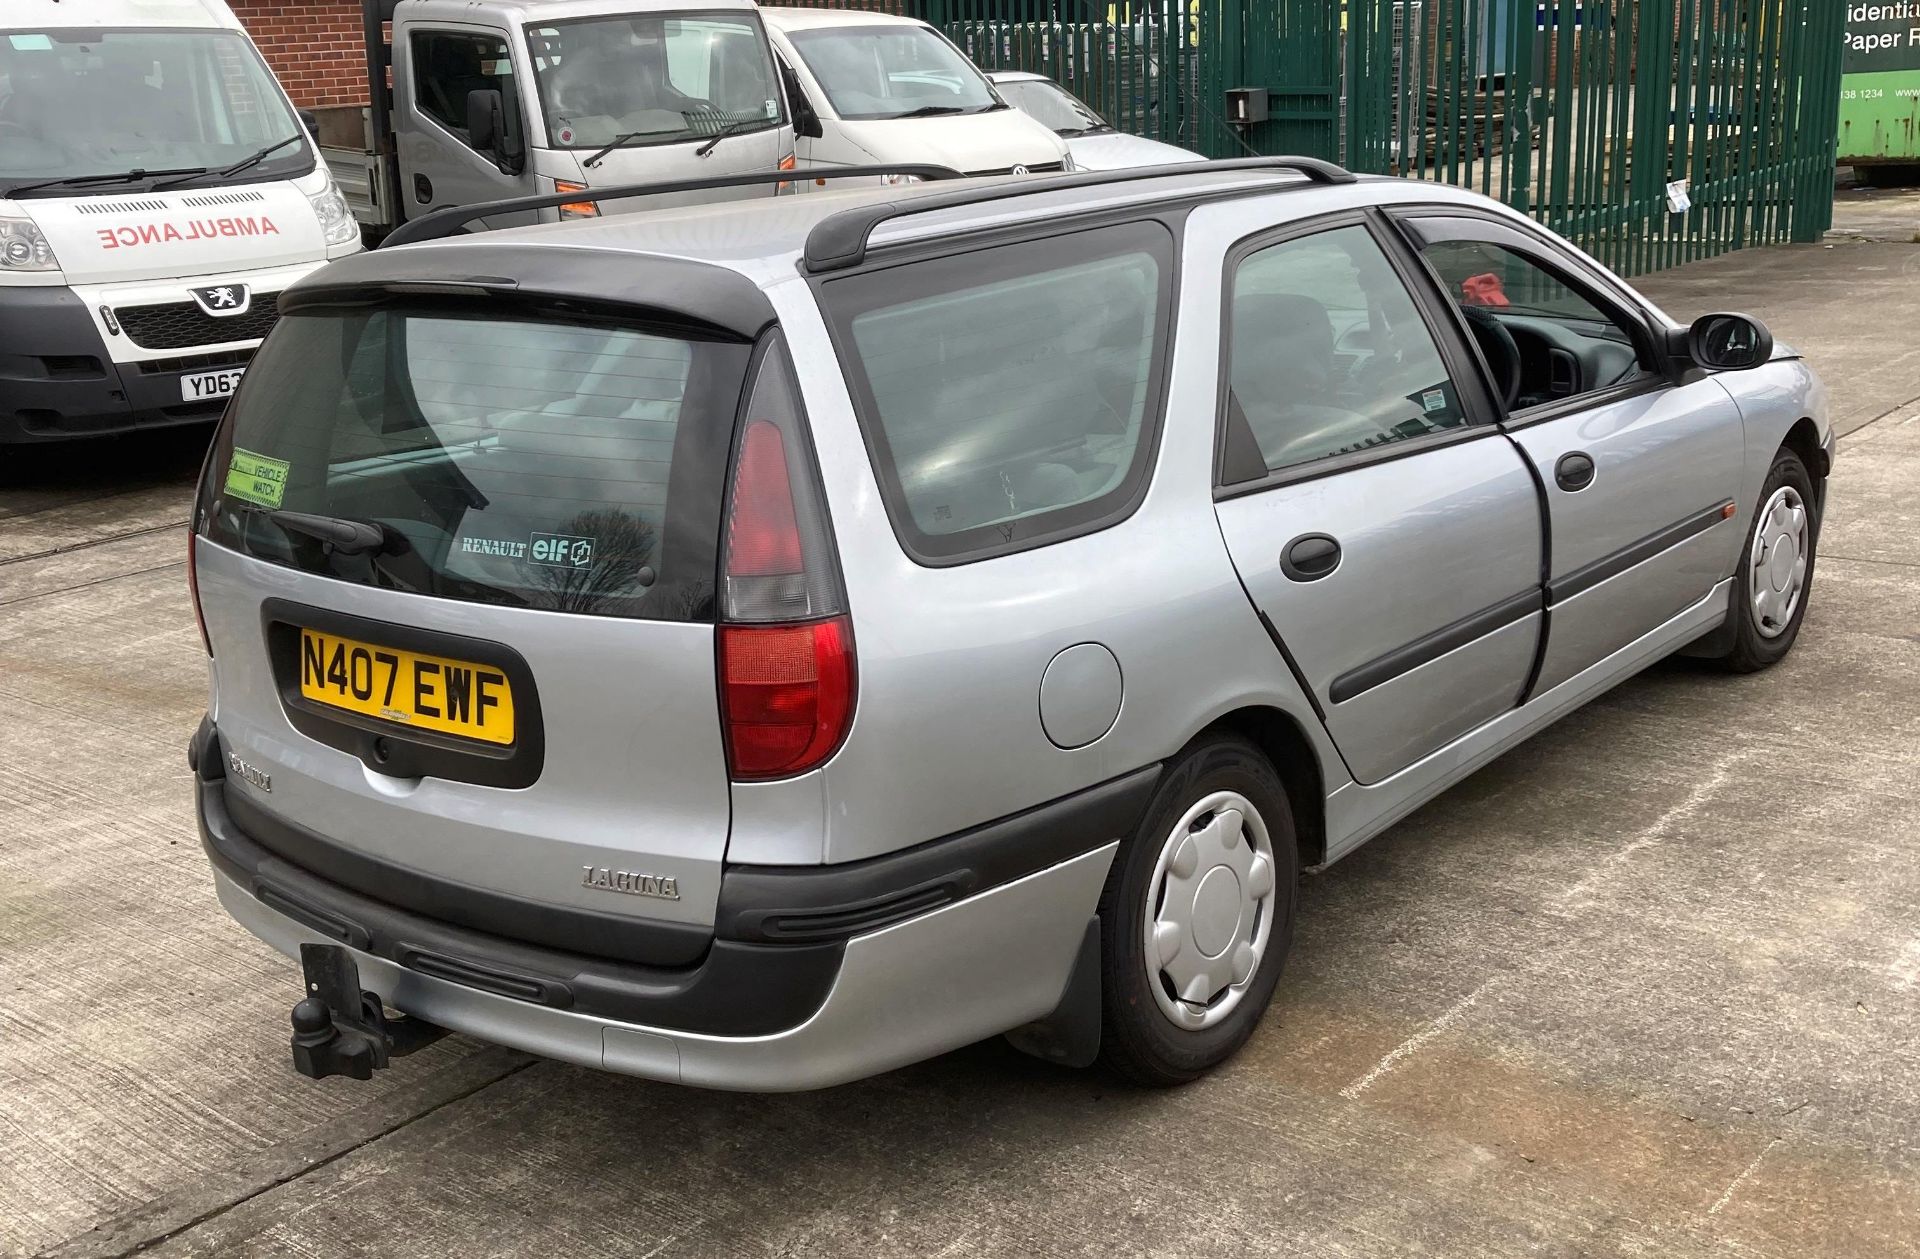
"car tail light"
720,618,853,778
718,334,852,780
187,527,211,656
553,180,599,219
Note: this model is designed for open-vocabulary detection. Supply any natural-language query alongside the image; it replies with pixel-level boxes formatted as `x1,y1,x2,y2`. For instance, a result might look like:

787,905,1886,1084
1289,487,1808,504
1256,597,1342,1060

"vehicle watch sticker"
223,448,290,509
765,99,778,118
529,531,594,569
1422,388,1448,413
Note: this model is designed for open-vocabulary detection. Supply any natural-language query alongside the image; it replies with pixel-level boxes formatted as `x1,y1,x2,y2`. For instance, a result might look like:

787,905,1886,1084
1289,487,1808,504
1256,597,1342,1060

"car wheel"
1715,448,1818,673
1097,735,1298,1086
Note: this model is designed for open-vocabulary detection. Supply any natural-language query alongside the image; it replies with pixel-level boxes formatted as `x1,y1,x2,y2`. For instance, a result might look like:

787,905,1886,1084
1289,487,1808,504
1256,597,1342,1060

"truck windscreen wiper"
894,104,969,118
583,127,679,169
694,119,756,158
153,135,307,190
2,167,211,197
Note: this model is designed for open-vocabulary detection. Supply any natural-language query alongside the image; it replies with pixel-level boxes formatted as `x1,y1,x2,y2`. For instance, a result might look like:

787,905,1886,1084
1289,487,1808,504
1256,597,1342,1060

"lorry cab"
328,0,794,235
0,0,361,442
760,9,1070,186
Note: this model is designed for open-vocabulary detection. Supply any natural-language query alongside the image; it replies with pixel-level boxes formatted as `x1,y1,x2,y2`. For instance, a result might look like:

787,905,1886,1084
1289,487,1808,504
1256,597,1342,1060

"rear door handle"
1281,533,1341,582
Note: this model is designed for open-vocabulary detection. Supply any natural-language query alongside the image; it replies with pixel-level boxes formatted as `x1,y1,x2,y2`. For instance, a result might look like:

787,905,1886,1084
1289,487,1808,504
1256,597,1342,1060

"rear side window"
823,220,1175,563
201,307,751,622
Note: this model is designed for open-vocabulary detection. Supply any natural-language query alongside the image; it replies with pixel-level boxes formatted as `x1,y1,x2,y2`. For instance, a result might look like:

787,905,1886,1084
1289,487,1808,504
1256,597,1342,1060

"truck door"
394,25,536,224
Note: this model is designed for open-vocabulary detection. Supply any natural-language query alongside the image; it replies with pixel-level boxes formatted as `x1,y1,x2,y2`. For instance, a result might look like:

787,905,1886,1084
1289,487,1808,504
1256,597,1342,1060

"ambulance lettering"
96,217,281,249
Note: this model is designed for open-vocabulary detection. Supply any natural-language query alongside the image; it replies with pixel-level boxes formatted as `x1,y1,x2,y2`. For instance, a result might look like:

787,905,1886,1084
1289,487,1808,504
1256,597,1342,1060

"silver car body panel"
195,542,734,930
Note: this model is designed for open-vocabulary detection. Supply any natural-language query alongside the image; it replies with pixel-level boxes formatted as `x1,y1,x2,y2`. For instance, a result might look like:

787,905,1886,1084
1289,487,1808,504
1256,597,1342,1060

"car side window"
411,30,520,141
1416,230,1656,411
1227,224,1471,477
824,220,1174,563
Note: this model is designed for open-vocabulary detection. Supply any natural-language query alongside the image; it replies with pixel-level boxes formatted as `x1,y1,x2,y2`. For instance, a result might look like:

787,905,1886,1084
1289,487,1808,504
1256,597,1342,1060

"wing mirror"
1668,312,1774,371
465,89,525,174
780,62,825,139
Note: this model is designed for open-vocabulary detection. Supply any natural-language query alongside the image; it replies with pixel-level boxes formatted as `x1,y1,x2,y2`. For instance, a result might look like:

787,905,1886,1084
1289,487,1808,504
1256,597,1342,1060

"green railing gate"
1344,0,1844,273
770,0,1843,274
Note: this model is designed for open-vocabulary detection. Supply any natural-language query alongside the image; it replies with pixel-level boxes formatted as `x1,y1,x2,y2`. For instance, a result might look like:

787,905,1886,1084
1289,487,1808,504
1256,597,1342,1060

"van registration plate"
182,368,245,403
299,629,515,745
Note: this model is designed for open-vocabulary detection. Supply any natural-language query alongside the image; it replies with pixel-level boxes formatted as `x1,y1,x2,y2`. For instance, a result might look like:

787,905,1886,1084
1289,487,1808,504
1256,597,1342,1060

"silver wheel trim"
1750,485,1809,640
1143,789,1277,1031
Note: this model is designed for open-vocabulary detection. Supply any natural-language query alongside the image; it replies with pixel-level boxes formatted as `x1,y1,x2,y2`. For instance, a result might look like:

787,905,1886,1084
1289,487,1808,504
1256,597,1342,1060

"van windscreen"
199,306,750,622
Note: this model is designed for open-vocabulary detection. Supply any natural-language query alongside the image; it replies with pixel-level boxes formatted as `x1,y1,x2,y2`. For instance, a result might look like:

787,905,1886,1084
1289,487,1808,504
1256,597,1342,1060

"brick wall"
231,1,370,107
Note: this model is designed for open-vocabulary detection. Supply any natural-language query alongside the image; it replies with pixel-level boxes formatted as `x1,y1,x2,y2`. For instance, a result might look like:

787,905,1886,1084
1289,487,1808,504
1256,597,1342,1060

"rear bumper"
0,285,243,442
195,722,1139,1090
209,828,1115,1093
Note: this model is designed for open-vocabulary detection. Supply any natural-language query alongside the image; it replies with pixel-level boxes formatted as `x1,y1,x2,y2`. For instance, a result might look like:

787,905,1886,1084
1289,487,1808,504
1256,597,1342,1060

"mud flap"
290,943,448,1080
1004,916,1102,1069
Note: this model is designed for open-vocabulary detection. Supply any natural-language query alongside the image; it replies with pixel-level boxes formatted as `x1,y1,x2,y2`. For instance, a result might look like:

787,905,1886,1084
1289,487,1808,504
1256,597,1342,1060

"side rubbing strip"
1329,589,1543,705
1547,500,1737,605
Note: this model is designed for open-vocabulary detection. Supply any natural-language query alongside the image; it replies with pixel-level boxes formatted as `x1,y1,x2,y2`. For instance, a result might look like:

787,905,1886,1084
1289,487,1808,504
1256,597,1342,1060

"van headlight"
306,181,360,246
881,172,923,187
1061,151,1077,173
0,216,60,272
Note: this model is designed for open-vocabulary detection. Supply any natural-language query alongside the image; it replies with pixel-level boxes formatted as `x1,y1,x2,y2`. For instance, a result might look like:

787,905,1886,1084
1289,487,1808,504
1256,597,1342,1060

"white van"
761,9,1069,186
0,0,360,443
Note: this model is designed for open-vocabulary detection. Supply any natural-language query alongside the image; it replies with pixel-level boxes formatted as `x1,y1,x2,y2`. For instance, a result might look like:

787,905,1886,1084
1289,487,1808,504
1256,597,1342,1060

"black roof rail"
380,165,967,248
802,155,1357,274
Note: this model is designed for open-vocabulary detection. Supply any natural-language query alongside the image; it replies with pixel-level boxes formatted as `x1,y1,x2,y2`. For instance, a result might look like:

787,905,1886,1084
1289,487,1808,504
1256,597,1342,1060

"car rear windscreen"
200,306,751,622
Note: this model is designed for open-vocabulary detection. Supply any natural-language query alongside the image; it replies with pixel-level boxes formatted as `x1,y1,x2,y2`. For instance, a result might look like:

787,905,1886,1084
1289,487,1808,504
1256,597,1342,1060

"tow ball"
290,943,448,1080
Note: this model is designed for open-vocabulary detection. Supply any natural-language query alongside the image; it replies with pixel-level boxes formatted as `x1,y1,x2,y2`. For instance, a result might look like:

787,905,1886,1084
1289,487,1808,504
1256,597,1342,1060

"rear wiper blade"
154,134,304,189
268,510,392,555
3,166,210,197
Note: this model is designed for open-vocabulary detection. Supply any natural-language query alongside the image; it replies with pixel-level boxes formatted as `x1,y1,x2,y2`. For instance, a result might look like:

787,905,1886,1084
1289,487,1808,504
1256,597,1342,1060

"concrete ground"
3,203,1917,1259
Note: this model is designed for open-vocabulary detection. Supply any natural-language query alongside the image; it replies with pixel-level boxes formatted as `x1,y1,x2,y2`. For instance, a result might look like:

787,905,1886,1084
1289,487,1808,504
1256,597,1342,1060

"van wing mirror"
465,89,525,174
1669,312,1774,371
780,63,824,139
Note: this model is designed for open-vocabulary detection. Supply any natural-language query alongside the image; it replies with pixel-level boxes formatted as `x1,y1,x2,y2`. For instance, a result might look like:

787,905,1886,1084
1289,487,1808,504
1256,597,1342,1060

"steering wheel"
1461,305,1522,410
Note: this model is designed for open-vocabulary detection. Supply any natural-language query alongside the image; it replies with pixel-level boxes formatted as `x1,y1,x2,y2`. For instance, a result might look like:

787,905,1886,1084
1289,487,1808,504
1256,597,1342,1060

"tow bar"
290,943,448,1080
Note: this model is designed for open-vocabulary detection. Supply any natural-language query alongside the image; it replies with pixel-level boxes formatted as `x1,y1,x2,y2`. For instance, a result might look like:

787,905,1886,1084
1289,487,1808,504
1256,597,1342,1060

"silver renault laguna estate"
189,159,1832,1091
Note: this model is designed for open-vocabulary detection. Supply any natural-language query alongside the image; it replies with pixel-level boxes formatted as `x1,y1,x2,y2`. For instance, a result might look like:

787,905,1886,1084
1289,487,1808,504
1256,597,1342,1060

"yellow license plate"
299,629,515,746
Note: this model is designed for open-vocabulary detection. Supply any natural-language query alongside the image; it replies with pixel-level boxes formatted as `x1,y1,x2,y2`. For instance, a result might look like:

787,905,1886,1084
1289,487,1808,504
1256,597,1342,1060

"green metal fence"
1344,0,1845,273
769,0,1844,274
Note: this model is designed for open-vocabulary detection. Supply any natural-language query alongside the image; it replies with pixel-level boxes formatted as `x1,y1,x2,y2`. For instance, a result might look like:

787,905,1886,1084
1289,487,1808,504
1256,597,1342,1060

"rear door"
194,297,752,950
1394,212,1745,695
1210,214,1545,786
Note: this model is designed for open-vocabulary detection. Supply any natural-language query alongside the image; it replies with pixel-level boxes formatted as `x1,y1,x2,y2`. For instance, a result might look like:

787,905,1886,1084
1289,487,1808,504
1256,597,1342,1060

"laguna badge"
581,865,679,901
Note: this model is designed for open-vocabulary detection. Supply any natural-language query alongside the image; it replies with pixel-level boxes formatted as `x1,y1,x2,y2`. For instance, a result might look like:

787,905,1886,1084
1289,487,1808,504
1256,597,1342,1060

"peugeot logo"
189,284,251,317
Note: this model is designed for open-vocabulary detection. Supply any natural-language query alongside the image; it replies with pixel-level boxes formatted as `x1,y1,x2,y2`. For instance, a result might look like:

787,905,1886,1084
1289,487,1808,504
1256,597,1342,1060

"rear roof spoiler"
380,166,968,248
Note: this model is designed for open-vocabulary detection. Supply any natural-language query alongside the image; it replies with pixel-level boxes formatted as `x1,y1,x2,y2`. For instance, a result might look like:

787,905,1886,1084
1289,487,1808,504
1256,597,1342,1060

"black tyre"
1097,735,1298,1086
1714,447,1819,673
